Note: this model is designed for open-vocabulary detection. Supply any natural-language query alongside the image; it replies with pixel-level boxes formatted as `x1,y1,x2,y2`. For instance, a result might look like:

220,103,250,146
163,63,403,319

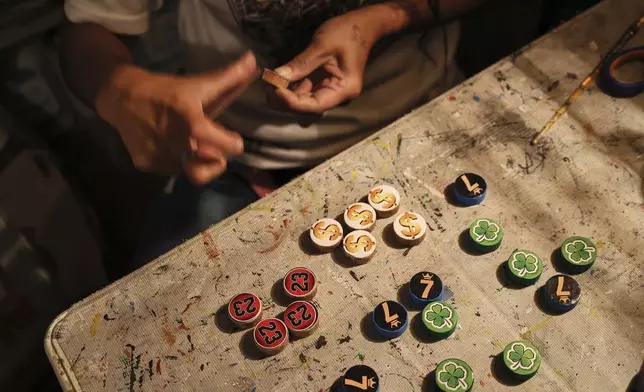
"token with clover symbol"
561,236,597,271
507,250,543,285
435,358,474,392
422,301,458,337
503,341,541,379
468,218,503,251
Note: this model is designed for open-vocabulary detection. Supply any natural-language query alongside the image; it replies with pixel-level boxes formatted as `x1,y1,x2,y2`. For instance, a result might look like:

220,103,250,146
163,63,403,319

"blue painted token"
371,300,408,339
453,173,487,206
542,274,581,312
408,271,444,307
342,365,379,392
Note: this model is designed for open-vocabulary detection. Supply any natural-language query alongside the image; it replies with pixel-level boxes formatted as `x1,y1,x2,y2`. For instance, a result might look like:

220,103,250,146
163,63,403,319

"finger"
190,117,244,157
293,78,313,95
274,42,332,82
183,157,227,186
194,51,259,102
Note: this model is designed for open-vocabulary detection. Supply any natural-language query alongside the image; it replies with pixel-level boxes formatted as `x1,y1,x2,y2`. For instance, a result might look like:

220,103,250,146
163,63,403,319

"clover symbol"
473,219,500,243
424,302,453,329
511,252,539,277
564,240,595,264
437,362,468,391
506,343,536,370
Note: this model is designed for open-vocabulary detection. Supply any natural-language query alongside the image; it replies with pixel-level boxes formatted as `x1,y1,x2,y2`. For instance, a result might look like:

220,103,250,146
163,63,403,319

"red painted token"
283,300,319,337
283,267,317,300
253,318,289,355
227,292,263,327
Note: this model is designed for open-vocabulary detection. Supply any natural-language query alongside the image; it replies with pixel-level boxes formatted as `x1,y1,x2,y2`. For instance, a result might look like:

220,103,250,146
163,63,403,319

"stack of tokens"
502,341,541,380
310,218,344,252
452,173,487,206
343,230,377,263
542,274,581,312
506,249,543,285
435,358,474,392
282,300,319,338
392,211,427,246
283,267,317,301
344,202,377,231
371,300,408,339
468,217,503,252
253,318,289,355
367,185,401,218
227,292,263,328
408,272,444,307
560,236,597,273
421,301,458,338
342,365,379,392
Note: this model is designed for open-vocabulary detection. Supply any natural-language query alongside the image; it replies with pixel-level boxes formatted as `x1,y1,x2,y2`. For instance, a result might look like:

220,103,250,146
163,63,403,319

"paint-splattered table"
46,0,644,390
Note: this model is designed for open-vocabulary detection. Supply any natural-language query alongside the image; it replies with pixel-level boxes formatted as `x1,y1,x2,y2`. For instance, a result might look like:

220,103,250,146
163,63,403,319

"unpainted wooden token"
342,230,377,263
393,211,427,246
309,218,343,251
262,68,289,89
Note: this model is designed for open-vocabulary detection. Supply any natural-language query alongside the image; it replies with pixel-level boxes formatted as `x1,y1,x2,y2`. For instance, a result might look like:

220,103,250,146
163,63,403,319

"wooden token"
421,301,458,338
262,68,289,89
227,292,262,328
560,236,597,272
371,300,408,339
408,271,444,307
435,358,474,392
506,249,543,285
342,230,377,263
468,218,503,251
503,341,541,380
309,218,343,252
283,267,317,300
453,172,487,206
367,185,401,217
542,274,581,312
344,202,376,231
253,317,289,355
393,211,427,246
342,364,379,392
283,300,319,338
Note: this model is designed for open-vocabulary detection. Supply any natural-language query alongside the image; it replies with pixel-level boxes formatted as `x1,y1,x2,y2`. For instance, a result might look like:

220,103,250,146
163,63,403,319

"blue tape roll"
598,46,644,98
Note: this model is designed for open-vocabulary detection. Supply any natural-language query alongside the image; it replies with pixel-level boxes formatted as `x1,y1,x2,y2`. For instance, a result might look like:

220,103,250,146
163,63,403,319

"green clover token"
468,218,503,252
435,358,474,392
561,236,596,272
503,341,541,380
422,301,458,338
507,250,543,285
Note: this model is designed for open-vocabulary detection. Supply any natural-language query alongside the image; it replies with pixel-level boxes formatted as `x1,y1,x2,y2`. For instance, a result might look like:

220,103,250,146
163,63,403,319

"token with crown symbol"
408,271,444,307
372,300,408,339
341,365,379,392
542,274,581,312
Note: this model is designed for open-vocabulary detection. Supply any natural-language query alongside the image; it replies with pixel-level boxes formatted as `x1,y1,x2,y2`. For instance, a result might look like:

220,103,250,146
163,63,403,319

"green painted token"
422,301,458,337
435,358,474,392
469,218,503,249
502,341,541,379
561,236,596,269
506,250,543,285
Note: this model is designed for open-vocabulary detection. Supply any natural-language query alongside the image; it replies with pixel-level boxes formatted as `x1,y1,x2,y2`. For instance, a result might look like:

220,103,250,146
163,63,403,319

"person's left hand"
268,8,386,114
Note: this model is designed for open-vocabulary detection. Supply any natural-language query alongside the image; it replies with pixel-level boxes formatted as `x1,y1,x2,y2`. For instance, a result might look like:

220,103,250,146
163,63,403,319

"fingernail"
275,66,292,80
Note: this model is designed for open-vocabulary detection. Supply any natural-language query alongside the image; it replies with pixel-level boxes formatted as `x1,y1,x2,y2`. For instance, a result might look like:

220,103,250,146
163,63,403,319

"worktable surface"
47,0,644,390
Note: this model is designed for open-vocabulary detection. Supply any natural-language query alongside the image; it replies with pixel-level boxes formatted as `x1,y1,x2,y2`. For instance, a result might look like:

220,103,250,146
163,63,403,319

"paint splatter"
473,95,481,102
520,316,553,340
356,353,365,362
338,336,352,344
162,323,177,346
442,286,455,300
200,231,220,260
448,95,456,101
90,313,100,336
315,335,327,349
258,219,289,254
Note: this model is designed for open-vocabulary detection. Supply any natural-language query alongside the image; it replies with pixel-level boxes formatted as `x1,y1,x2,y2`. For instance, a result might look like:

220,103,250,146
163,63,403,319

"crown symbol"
390,320,401,328
472,187,482,195
422,273,433,280
368,377,377,388
559,296,570,304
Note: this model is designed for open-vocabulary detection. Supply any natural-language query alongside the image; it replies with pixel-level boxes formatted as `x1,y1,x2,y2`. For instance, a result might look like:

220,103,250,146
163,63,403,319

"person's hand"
268,8,389,114
95,52,257,185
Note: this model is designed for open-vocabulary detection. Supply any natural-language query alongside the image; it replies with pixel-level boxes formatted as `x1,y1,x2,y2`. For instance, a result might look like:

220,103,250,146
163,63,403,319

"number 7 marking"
382,302,399,324
420,277,434,299
345,376,368,390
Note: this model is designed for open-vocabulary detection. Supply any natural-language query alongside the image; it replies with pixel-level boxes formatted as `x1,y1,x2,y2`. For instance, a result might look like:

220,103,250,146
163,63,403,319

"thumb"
275,42,330,81
196,51,258,101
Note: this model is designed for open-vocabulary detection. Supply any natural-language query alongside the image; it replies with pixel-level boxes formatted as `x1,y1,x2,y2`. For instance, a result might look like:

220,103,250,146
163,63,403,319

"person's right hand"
95,52,257,185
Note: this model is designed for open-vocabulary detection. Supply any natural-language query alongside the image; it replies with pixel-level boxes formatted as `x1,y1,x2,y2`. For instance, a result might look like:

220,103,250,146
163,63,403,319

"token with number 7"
408,271,444,307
